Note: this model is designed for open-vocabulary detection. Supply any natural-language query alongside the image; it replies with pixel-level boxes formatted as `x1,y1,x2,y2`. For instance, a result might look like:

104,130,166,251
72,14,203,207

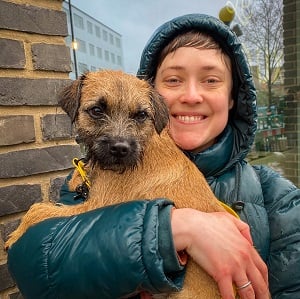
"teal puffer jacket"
8,198,184,299
7,14,300,299
137,14,300,298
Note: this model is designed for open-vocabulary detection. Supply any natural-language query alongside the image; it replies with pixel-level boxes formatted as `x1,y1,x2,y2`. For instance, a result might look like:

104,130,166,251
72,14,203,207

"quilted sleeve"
7,199,184,299
254,165,300,298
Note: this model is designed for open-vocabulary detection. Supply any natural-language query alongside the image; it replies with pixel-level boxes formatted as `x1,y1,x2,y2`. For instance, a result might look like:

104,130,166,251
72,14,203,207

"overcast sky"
71,0,232,73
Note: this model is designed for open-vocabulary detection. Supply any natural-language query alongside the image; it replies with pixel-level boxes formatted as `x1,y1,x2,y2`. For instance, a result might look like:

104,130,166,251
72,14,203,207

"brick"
0,184,42,217
0,220,20,243
0,115,35,146
0,1,68,36
32,43,71,72
41,114,73,141
0,263,15,292
0,38,25,69
49,176,66,202
283,0,296,13
284,61,296,70
0,145,81,178
284,77,296,86
283,51,297,61
0,77,71,106
285,69,298,78
283,19,296,30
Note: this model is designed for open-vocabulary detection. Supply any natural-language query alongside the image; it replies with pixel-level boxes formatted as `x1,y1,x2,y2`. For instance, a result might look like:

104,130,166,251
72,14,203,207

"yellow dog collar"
72,158,91,188
218,201,240,218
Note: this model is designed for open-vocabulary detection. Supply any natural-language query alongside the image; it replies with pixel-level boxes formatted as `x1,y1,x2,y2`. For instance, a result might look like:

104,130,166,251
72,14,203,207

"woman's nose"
181,81,203,104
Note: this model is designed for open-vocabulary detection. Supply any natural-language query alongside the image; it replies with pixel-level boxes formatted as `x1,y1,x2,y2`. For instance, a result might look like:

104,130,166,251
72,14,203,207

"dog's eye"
133,111,148,123
88,106,104,119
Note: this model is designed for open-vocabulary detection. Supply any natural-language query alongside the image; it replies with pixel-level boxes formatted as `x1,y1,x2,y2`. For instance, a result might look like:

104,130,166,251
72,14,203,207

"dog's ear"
149,89,169,134
59,74,86,123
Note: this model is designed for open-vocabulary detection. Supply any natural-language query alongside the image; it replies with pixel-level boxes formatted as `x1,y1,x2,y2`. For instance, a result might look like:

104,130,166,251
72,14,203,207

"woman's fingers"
171,209,270,299
230,215,254,245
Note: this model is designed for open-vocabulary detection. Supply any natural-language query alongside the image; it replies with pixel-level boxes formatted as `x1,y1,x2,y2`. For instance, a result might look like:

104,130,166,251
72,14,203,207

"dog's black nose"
110,141,130,158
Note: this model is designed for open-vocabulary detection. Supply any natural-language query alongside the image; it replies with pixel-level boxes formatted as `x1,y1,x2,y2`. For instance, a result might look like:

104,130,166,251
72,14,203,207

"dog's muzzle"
110,140,131,158
91,136,141,171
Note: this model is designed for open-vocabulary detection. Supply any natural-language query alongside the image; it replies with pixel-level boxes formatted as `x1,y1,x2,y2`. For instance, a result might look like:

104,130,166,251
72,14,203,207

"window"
78,62,88,75
115,37,121,48
110,52,115,64
87,21,93,34
109,33,114,45
74,14,84,29
104,50,109,61
76,39,86,53
103,30,108,41
89,44,95,56
97,47,102,59
95,26,101,38
77,39,86,53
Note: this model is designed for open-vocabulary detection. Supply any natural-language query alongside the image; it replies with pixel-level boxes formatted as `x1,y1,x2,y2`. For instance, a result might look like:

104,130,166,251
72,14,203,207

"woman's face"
154,47,233,152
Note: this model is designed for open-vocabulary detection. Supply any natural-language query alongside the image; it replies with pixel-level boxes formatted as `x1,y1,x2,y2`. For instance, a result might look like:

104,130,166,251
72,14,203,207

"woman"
7,14,300,299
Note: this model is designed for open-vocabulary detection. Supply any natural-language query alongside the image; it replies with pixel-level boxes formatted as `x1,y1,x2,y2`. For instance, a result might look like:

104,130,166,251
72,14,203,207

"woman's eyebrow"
160,65,185,73
160,64,225,74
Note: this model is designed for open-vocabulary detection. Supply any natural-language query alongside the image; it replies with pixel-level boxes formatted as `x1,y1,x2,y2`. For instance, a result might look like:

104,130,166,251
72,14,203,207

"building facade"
63,1,124,79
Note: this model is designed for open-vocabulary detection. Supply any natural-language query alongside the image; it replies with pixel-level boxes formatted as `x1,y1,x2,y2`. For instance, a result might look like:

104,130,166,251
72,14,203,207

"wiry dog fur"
6,70,230,298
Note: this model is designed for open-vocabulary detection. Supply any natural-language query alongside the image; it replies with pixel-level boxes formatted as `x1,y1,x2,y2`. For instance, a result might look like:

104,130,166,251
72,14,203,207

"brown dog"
7,70,233,298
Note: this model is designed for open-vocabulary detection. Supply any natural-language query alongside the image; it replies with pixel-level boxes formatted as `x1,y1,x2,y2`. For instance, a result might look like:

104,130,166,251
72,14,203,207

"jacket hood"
137,14,257,164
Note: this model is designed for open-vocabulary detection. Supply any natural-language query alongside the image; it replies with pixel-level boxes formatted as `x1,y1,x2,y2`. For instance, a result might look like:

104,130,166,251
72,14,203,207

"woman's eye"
166,78,180,84
206,78,218,84
88,106,104,119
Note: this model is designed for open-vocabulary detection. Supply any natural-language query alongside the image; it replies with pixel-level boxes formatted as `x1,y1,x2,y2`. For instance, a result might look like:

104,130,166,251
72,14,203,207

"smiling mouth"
175,115,206,123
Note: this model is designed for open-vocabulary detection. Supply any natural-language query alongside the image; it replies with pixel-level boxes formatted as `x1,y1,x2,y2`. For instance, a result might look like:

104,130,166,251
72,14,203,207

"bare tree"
237,0,284,107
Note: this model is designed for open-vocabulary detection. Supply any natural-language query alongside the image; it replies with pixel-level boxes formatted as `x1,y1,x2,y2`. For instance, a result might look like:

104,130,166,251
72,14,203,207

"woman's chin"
173,135,215,153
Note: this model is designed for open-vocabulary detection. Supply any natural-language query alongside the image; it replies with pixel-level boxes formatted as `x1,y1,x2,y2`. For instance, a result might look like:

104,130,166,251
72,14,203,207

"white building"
63,1,124,79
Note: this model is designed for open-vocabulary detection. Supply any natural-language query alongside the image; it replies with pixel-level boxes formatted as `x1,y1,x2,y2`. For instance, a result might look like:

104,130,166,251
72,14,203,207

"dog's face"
59,70,169,172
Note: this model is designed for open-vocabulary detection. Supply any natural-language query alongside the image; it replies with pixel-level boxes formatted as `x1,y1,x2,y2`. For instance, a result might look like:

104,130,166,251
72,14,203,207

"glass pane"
238,0,299,186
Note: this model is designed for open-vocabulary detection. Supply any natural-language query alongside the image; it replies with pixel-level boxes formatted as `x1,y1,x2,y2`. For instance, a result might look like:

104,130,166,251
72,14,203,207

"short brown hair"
156,30,231,74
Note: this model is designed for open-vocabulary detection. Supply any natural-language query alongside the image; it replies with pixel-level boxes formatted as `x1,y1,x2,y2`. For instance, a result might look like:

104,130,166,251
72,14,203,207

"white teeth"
177,115,203,122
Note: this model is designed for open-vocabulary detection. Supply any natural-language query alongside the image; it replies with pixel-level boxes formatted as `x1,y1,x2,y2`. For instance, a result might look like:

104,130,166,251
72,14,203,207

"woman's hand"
171,208,270,299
